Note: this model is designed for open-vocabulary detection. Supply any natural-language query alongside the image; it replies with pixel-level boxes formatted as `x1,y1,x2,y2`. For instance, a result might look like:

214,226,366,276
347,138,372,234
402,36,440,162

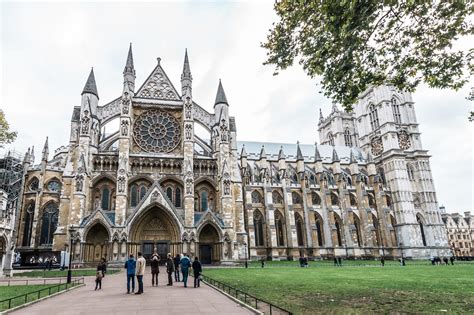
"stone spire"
331,103,338,113
259,145,267,160
82,68,99,99
41,137,49,162
23,147,30,164
240,144,247,158
181,48,192,81
30,146,35,163
331,145,339,162
278,146,285,160
314,142,322,162
296,141,304,161
123,43,135,75
319,108,324,123
349,149,357,164
214,80,228,106
367,151,374,163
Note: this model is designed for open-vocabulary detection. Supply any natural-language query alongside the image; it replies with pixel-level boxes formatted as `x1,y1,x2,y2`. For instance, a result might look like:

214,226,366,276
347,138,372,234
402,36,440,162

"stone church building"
15,45,449,265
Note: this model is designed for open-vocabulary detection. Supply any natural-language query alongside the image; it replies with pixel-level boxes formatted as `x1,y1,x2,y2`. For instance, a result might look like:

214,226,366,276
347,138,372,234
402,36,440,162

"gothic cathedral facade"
15,46,449,265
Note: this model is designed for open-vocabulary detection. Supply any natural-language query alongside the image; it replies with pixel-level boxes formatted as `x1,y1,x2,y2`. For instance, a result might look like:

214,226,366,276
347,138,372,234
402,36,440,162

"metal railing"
201,274,292,315
0,277,74,286
0,277,84,311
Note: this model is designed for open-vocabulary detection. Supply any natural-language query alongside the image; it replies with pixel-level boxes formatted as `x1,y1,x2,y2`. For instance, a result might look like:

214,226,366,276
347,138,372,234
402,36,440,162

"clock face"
133,110,181,153
371,137,384,156
398,131,411,150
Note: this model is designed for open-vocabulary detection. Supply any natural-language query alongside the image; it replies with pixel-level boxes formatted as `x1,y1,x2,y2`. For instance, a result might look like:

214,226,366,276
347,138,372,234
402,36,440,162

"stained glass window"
133,110,181,153
40,203,59,246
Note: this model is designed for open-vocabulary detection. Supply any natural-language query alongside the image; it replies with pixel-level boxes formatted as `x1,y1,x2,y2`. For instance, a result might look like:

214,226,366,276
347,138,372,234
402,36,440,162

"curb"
204,281,263,315
2,283,85,314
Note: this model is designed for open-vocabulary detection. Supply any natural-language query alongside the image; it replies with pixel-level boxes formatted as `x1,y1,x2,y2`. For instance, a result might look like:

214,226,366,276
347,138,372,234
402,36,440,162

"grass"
0,283,78,311
204,263,474,314
14,268,120,278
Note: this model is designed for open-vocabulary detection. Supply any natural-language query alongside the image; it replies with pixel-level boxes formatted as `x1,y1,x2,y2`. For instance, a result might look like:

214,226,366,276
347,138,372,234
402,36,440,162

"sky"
1,1,472,213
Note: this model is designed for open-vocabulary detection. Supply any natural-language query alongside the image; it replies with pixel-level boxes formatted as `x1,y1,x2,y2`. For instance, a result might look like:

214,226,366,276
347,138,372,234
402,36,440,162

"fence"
0,277,75,286
201,274,292,315
0,277,84,311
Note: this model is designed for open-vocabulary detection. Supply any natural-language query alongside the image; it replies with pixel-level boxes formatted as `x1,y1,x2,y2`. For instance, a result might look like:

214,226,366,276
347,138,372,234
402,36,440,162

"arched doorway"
84,223,110,262
129,206,181,263
198,224,220,264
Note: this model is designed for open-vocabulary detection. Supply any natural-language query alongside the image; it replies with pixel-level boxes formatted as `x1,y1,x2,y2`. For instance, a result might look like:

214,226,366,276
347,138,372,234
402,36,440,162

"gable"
135,61,181,101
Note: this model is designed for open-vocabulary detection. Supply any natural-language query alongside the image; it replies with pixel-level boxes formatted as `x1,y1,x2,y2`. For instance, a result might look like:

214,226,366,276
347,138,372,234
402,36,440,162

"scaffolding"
0,150,24,217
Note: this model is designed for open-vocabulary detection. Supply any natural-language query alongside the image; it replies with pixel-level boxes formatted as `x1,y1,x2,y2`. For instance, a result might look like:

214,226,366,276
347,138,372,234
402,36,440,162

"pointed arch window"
353,213,361,247
350,193,357,207
139,186,147,200
130,185,138,207
175,187,181,208
392,98,402,124
101,187,110,210
201,191,208,211
194,193,199,211
344,128,353,147
29,178,39,191
417,215,427,246
40,203,59,246
369,104,380,130
275,211,285,246
251,190,262,204
331,192,339,206
407,164,415,181
254,210,264,246
372,214,381,246
22,203,35,246
315,214,324,246
292,192,302,205
295,213,304,246
166,187,173,202
335,219,342,247
327,133,334,146
272,191,283,204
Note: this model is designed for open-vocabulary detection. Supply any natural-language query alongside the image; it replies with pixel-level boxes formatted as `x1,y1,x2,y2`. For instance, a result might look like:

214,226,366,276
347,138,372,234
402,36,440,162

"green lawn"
0,284,74,311
14,268,120,278
204,264,474,314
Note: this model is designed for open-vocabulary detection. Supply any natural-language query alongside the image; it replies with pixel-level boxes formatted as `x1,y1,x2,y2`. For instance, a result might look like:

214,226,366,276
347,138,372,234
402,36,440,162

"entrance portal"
198,224,221,264
129,206,181,260
199,244,212,264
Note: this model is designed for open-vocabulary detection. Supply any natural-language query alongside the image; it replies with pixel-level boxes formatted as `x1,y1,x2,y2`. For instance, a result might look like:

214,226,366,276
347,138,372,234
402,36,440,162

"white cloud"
1,1,472,213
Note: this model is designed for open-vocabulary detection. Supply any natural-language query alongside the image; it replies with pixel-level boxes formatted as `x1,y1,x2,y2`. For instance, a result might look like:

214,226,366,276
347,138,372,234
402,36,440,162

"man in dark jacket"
192,257,202,288
166,253,175,286
150,254,160,286
124,254,136,294
173,254,181,282
180,254,191,288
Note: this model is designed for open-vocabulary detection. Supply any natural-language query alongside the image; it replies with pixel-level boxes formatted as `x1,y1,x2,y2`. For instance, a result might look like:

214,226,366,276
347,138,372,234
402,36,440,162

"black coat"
192,260,202,274
166,258,175,272
150,258,160,273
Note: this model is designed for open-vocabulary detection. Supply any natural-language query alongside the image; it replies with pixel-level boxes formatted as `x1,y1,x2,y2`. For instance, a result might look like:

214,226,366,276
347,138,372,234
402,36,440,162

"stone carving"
184,123,192,141
121,120,129,136
75,174,84,192
133,110,181,153
150,191,161,203
137,67,180,100
122,92,131,115
117,175,126,193
184,97,192,119
220,121,228,142
185,172,194,195
81,110,90,135
223,172,231,196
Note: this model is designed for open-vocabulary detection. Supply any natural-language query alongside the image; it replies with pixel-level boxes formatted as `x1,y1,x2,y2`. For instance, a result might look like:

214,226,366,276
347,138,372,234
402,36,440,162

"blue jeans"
127,274,135,293
136,275,143,293
182,268,189,287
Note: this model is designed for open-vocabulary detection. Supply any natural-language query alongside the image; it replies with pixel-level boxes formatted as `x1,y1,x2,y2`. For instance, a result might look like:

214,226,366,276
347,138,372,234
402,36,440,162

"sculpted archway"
129,205,182,262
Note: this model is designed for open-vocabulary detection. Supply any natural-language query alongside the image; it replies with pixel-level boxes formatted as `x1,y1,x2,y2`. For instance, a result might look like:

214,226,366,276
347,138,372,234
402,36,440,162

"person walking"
95,270,103,290
261,256,265,268
150,254,160,286
124,254,136,294
166,253,174,286
173,254,181,282
192,256,202,288
450,256,455,265
180,254,191,288
135,252,146,295
381,257,385,267
97,258,107,278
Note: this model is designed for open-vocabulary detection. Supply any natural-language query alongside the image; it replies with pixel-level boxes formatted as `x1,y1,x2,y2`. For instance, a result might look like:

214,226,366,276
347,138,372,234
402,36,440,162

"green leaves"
0,109,17,148
262,0,473,113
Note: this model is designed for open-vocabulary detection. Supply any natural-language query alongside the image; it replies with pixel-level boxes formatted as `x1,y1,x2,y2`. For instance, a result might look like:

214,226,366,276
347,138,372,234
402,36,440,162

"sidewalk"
11,268,252,315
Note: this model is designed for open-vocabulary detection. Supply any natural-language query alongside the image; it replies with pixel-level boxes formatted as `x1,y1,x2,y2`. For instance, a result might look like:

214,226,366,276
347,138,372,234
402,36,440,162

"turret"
278,146,286,171
41,137,49,162
123,43,136,93
331,145,341,174
29,146,35,164
258,145,268,169
314,142,323,173
349,149,359,175
367,152,376,176
181,49,192,96
296,141,304,174
214,80,229,123
240,145,248,170
80,68,99,132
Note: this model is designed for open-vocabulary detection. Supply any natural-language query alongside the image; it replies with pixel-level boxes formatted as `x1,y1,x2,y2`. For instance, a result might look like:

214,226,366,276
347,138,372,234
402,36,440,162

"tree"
262,0,473,114
0,109,17,148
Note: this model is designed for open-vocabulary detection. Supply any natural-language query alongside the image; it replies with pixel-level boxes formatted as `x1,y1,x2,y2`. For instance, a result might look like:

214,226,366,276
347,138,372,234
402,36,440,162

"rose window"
133,110,181,153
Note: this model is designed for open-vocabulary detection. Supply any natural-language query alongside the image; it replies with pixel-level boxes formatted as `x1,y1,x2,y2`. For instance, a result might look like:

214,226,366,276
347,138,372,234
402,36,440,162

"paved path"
11,268,252,315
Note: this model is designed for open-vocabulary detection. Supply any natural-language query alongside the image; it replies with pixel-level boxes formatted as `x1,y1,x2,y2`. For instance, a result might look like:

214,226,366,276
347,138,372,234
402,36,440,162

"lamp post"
243,241,248,269
67,226,75,284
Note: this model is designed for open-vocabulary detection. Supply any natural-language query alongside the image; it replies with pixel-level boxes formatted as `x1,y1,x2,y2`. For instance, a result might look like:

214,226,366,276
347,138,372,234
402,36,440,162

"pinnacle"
296,141,304,161
82,68,99,99
331,145,339,162
240,144,247,158
259,145,267,159
314,142,322,162
214,80,228,106
350,149,357,164
182,48,192,79
278,146,285,160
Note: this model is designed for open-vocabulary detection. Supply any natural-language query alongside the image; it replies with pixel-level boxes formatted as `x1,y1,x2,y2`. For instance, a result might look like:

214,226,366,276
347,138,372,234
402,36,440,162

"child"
95,270,103,290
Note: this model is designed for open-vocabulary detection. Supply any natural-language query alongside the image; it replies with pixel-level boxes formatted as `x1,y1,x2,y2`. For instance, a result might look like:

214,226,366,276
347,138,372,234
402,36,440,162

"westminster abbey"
14,45,449,265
